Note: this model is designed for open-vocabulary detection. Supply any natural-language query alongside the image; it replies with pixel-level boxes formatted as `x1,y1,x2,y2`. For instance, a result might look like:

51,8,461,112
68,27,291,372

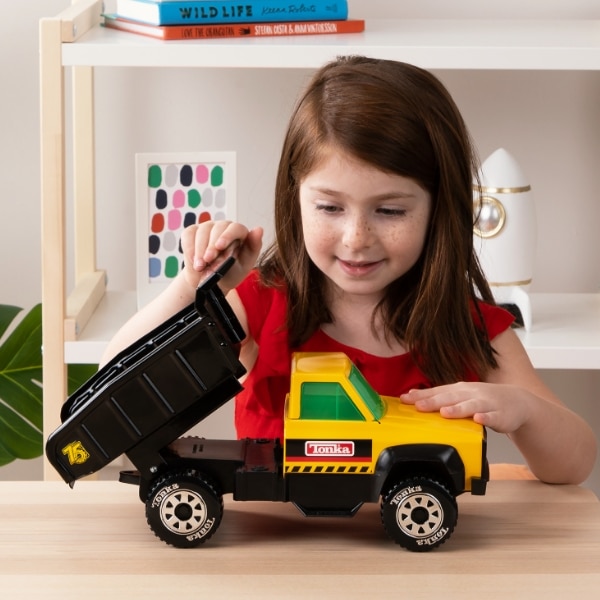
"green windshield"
348,365,385,420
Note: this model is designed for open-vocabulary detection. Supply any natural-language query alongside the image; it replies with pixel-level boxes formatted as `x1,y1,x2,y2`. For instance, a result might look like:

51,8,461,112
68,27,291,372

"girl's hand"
401,330,597,485
180,221,263,292
401,382,532,434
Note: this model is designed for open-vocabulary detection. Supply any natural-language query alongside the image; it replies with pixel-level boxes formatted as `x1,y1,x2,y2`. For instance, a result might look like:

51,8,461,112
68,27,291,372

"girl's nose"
342,216,374,250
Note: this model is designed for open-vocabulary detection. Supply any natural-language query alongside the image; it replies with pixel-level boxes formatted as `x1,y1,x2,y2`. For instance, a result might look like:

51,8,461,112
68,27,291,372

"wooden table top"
1,480,599,599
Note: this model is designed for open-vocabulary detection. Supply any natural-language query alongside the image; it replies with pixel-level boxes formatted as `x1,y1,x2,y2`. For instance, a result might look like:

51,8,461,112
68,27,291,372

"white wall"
1,1,599,488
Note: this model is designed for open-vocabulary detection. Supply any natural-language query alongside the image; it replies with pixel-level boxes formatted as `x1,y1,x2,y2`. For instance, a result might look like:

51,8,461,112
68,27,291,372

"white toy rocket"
473,148,536,329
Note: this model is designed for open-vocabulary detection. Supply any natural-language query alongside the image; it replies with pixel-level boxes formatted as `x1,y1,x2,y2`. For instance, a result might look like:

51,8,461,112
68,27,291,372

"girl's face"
299,149,432,303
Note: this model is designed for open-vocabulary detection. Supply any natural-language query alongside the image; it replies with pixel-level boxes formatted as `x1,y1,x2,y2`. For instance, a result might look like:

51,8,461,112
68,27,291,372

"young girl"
102,56,596,485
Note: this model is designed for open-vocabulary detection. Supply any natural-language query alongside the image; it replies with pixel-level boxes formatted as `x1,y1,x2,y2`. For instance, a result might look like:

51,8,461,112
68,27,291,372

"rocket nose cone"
478,148,529,189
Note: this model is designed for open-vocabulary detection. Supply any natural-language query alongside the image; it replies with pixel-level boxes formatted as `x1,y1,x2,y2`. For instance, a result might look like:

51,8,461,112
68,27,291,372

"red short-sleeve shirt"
234,270,514,439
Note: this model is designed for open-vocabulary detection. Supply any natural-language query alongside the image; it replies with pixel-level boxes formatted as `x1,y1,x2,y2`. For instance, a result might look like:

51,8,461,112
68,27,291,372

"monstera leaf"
0,304,96,467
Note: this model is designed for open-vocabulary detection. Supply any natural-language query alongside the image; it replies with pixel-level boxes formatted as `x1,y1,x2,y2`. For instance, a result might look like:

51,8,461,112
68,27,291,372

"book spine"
105,17,364,40
155,1,348,25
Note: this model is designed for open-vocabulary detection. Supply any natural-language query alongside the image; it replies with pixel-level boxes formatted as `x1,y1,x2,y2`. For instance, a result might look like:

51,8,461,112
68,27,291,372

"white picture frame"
135,151,236,308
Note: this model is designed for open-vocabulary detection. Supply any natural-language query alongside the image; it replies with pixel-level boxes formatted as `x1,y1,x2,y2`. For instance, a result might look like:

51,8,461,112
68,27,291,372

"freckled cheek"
303,219,338,255
381,226,404,246
383,225,427,256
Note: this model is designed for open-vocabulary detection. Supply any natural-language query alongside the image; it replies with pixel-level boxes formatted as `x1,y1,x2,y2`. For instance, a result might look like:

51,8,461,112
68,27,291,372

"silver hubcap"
159,489,208,535
396,491,444,539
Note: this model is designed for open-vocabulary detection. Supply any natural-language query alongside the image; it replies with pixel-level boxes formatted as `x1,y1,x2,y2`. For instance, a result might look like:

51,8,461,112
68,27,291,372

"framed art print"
136,151,236,308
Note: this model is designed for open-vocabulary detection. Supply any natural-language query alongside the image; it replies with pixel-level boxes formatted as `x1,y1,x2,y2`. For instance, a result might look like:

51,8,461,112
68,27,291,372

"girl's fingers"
181,221,242,271
236,227,263,267
180,222,264,291
194,221,233,269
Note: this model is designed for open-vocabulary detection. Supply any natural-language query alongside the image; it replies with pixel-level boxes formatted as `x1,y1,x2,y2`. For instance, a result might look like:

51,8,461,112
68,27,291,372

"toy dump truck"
46,258,488,552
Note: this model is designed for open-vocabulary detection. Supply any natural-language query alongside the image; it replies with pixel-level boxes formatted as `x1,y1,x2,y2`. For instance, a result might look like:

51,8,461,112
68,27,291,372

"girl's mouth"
337,258,383,277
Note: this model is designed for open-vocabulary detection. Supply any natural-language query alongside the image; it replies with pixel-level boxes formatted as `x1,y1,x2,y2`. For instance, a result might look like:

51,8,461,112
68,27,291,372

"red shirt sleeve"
474,301,515,340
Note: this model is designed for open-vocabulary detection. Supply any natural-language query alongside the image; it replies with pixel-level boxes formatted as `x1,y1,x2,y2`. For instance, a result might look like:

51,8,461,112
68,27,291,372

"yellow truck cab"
285,352,486,487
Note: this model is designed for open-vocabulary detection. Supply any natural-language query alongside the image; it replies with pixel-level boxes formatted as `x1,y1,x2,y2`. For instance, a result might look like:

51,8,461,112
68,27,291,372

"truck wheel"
146,470,223,548
380,477,457,552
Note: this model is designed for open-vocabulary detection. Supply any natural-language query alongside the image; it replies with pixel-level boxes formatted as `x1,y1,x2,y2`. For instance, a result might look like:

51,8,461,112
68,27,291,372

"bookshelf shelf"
64,292,600,370
514,294,600,370
40,1,600,479
64,19,600,70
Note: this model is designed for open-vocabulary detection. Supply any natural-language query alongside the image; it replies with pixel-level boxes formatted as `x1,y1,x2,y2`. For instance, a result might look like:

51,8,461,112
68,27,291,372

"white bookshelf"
41,1,600,478
62,292,600,369
63,18,600,70
515,294,600,370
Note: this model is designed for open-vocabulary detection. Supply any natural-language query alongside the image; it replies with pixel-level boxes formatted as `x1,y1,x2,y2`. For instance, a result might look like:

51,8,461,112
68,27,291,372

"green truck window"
299,382,365,421
348,365,385,420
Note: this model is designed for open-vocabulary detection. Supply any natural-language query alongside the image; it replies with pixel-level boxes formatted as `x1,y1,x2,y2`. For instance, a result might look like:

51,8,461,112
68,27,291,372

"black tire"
381,477,457,552
146,470,223,548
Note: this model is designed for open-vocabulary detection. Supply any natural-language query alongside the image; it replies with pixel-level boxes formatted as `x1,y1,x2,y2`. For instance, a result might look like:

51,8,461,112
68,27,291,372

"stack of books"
103,0,364,41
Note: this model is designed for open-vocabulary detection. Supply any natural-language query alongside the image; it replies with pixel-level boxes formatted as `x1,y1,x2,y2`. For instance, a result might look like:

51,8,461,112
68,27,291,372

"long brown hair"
259,55,497,384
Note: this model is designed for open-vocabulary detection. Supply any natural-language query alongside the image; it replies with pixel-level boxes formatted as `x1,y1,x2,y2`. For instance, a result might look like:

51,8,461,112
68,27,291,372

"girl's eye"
377,207,407,217
315,203,341,214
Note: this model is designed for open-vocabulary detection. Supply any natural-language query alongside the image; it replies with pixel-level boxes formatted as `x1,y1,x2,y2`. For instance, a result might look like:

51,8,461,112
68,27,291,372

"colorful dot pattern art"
137,152,236,307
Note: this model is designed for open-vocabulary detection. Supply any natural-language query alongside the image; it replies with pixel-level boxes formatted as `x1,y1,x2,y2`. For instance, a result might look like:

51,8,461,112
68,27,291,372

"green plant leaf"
0,304,97,467
0,439,16,466
0,304,43,465
0,305,21,341
68,364,98,395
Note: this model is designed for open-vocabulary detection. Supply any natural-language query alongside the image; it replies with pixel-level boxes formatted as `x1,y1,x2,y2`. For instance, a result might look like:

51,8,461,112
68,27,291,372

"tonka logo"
61,441,90,465
305,441,354,457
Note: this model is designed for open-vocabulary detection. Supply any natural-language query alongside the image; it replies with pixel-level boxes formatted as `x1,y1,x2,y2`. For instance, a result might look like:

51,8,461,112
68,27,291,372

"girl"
102,56,596,485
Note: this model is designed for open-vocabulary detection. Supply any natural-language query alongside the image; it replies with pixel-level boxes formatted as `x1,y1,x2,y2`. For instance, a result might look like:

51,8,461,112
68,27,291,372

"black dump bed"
46,259,247,485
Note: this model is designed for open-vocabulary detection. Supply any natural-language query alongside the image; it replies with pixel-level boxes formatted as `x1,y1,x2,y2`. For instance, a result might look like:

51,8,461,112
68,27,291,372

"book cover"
103,14,364,40
115,0,349,26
